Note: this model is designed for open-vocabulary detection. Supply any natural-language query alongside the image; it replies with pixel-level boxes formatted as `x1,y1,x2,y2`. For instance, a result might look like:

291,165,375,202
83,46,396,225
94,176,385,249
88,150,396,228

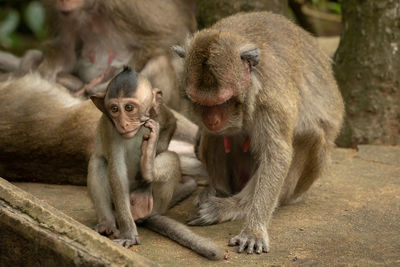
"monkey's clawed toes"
186,214,210,226
94,223,119,238
194,186,217,207
228,233,270,254
113,237,140,248
187,195,224,226
186,206,218,226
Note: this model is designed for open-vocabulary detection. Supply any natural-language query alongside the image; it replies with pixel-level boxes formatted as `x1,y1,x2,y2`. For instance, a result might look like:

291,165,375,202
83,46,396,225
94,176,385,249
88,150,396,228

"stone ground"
12,145,400,266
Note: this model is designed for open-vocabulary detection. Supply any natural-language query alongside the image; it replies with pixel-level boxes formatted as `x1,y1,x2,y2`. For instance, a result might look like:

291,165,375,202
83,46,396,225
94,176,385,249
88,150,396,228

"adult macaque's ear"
90,93,107,113
172,45,186,58
152,88,163,115
240,48,259,68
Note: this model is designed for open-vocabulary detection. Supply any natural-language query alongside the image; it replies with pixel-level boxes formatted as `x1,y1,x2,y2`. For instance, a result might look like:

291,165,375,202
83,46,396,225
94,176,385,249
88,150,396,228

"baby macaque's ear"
152,88,163,115
90,92,107,113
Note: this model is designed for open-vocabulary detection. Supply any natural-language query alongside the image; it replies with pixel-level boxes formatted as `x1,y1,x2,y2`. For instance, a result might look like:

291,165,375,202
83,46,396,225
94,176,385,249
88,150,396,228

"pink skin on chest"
224,136,252,193
223,136,250,153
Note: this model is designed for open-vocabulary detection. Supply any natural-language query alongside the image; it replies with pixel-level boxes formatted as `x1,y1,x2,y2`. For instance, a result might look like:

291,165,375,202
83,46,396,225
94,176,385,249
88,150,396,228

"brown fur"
38,0,196,109
0,73,100,184
175,12,344,254
87,72,224,259
0,72,200,184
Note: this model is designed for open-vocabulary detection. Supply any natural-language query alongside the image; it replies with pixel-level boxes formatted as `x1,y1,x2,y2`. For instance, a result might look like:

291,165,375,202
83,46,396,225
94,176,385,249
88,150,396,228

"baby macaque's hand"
140,119,159,182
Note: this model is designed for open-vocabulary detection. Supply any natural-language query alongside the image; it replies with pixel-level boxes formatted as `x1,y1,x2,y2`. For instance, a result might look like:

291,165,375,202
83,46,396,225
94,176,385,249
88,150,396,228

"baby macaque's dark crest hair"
107,65,138,98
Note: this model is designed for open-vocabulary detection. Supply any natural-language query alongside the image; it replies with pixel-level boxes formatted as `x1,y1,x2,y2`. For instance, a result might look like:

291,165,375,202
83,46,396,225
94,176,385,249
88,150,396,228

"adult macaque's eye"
125,104,134,112
111,105,119,113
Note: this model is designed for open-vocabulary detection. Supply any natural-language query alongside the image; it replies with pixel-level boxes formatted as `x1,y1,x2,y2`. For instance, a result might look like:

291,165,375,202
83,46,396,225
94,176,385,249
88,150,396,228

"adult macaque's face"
176,35,257,136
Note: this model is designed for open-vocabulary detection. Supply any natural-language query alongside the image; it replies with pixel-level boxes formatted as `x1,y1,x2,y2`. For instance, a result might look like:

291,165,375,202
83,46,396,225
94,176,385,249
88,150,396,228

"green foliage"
310,0,341,15
0,8,21,49
0,0,47,51
24,1,47,39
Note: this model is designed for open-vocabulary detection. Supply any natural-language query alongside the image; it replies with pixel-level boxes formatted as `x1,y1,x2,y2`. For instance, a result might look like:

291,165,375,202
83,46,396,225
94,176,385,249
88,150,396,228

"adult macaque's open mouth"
186,85,234,131
201,100,231,132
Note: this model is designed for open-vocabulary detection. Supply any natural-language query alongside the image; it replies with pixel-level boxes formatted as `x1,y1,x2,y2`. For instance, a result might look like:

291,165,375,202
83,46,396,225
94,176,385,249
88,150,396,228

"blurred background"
0,0,399,148
0,0,47,54
0,0,341,54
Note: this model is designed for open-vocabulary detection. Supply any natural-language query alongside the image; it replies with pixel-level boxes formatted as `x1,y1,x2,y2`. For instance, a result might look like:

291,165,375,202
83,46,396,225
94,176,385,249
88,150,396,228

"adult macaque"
87,66,223,260
0,73,100,184
37,0,196,109
173,12,344,254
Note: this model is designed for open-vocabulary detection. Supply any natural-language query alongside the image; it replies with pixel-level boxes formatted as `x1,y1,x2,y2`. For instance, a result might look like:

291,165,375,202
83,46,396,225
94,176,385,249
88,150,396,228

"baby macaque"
87,66,223,260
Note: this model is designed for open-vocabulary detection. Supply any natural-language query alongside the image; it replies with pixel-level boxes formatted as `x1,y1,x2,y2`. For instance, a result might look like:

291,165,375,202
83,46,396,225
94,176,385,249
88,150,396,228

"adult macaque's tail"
144,215,224,260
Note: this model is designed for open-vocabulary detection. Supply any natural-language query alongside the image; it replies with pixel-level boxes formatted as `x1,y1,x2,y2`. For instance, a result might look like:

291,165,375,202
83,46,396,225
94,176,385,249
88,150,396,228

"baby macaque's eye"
111,105,119,113
125,104,134,112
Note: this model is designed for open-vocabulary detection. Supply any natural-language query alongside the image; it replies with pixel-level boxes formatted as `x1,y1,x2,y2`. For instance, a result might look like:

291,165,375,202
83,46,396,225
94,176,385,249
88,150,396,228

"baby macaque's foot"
114,231,140,248
113,237,140,248
94,221,119,238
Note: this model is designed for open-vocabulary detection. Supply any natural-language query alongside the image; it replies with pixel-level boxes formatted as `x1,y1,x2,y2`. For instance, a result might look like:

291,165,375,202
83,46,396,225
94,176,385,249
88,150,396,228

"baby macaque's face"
90,67,156,139
106,85,153,139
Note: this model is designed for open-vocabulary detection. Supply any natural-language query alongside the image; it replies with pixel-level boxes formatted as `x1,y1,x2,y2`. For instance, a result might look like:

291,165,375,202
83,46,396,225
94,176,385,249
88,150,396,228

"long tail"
143,215,224,260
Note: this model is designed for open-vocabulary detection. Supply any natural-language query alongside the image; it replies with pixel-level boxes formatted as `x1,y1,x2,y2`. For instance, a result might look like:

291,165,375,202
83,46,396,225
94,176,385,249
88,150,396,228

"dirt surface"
14,145,400,266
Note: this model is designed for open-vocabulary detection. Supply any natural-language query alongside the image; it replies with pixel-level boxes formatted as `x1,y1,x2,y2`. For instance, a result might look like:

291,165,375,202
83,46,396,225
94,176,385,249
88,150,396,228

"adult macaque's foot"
228,229,270,254
187,196,222,226
194,186,216,207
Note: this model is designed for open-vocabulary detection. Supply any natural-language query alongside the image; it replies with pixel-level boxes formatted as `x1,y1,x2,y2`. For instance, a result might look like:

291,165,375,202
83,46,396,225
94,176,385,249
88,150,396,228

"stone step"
1,145,400,266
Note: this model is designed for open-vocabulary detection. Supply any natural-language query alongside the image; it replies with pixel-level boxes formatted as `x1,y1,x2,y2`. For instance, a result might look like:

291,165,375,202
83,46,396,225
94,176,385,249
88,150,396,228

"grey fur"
179,12,344,254
144,215,224,260
88,78,224,259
